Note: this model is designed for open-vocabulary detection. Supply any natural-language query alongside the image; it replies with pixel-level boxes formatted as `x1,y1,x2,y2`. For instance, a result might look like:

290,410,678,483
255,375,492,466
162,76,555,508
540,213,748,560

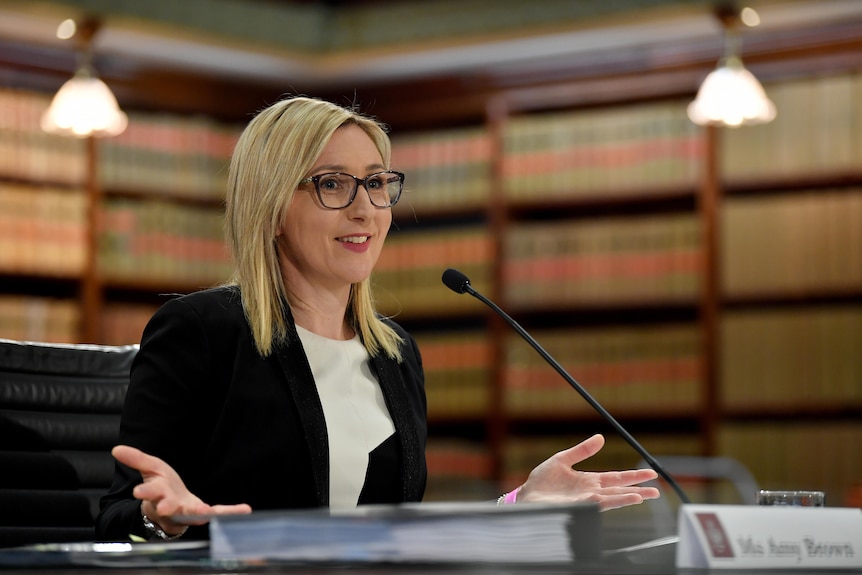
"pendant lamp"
687,6,776,128
41,18,128,138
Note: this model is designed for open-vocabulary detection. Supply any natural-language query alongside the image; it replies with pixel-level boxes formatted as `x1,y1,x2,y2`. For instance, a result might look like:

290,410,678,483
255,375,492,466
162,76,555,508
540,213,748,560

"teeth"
340,236,369,244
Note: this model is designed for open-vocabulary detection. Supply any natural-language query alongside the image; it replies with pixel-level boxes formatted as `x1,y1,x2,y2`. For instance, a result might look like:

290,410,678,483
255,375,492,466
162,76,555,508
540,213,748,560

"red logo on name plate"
696,512,735,558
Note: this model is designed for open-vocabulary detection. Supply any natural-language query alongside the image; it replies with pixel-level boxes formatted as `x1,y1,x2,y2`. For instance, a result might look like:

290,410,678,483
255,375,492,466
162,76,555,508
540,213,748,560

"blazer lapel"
273,327,330,506
370,354,423,502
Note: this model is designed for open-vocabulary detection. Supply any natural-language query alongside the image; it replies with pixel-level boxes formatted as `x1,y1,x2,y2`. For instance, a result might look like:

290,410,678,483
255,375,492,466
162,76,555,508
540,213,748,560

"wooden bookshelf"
0,86,240,344
378,68,862,504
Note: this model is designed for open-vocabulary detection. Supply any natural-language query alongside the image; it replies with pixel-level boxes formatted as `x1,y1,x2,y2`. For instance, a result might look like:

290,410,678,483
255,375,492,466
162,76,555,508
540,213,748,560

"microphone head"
442,268,471,294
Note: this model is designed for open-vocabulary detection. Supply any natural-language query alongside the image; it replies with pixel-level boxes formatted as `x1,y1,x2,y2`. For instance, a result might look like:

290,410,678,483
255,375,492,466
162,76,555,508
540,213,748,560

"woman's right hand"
111,445,252,536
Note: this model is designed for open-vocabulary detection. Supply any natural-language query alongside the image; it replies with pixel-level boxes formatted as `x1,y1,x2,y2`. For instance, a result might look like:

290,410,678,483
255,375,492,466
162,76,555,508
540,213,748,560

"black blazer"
96,286,427,541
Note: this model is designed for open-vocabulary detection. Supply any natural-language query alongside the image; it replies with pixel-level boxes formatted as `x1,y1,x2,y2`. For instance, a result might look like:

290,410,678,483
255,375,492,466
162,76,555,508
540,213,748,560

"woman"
96,97,659,542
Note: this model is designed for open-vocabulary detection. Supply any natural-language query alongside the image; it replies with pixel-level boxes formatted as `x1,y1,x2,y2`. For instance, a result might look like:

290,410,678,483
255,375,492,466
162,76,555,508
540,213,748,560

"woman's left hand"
515,434,661,511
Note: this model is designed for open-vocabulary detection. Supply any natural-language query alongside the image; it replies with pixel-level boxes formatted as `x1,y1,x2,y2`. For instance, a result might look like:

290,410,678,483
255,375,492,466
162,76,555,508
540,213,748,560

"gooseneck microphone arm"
441,268,691,504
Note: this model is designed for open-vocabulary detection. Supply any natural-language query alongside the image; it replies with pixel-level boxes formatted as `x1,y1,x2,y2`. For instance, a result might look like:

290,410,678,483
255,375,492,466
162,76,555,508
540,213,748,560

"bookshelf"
380,69,862,504
0,86,241,345
713,72,862,505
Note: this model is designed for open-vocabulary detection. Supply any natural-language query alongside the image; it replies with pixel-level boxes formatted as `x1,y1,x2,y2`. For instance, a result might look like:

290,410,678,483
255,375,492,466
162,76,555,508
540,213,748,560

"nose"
347,182,376,217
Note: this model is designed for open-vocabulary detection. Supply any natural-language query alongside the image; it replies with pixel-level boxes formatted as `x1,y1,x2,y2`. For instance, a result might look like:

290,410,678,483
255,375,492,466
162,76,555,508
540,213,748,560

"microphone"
441,267,691,504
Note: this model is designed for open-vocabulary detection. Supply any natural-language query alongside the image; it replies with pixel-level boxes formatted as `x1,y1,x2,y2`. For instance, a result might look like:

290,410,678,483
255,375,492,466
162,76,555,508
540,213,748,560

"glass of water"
756,490,825,506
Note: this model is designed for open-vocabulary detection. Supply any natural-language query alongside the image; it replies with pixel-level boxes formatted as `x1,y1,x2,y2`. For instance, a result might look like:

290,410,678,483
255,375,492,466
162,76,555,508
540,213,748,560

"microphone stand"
442,268,691,504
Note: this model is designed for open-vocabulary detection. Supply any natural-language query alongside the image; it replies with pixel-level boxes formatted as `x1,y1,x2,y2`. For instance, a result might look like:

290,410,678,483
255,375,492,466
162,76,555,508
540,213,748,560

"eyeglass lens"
315,172,402,208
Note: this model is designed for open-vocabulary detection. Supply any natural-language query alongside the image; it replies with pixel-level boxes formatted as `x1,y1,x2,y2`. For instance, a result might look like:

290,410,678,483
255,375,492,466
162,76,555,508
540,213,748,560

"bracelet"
505,487,519,504
141,503,187,541
496,486,520,505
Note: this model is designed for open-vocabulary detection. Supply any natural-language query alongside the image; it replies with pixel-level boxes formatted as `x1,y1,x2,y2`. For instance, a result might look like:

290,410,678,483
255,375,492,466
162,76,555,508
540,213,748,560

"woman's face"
276,124,392,293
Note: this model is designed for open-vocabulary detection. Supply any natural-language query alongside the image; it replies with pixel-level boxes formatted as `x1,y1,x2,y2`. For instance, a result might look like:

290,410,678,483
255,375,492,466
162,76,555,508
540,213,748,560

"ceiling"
1,0,862,125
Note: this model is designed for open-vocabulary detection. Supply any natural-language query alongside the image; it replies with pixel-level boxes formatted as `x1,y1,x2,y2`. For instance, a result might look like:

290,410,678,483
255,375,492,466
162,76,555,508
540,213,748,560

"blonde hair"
224,96,402,360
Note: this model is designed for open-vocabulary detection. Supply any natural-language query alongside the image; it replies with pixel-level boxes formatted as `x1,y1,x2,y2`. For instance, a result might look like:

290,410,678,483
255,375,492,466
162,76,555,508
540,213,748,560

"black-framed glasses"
299,170,404,209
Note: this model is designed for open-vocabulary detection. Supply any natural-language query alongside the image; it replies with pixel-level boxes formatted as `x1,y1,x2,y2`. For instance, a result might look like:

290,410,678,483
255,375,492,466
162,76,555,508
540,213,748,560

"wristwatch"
140,503,187,541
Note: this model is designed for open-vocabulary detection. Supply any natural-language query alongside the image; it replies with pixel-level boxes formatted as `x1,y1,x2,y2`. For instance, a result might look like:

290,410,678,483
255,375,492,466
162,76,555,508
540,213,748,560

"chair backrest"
0,338,137,548
638,455,760,535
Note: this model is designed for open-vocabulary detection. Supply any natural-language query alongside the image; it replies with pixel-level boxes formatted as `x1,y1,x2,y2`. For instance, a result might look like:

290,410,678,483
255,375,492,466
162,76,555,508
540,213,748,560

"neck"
287,291,353,341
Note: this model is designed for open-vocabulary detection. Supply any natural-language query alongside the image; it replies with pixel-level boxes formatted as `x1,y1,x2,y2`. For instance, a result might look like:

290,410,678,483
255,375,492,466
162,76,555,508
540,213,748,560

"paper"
209,501,601,565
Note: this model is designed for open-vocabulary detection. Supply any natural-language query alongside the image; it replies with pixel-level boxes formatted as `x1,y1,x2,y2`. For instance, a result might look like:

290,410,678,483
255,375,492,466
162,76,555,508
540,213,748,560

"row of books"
7,295,857,420
414,305,859,420
4,185,856,316
374,226,494,316
722,72,862,181
376,226,493,272
719,420,862,508
504,323,702,416
99,198,232,285
413,331,492,417
722,190,862,295
387,72,862,207
424,439,496,501
98,111,240,200
0,183,88,277
375,265,491,317
6,71,862,206
504,213,701,306
425,368,489,417
100,302,161,346
501,99,704,200
390,127,491,212
0,297,160,346
0,295,80,344
721,305,862,408
0,88,87,185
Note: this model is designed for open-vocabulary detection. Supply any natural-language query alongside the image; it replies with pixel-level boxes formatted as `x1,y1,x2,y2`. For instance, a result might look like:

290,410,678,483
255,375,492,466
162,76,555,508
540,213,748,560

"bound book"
209,501,601,565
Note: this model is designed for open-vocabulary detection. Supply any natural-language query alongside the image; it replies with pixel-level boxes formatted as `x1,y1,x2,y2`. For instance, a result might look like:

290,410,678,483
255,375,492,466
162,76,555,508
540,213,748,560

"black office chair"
0,338,137,548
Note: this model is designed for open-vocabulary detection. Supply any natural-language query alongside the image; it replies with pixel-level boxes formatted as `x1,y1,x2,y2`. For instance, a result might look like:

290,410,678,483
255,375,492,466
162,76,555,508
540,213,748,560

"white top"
296,325,395,509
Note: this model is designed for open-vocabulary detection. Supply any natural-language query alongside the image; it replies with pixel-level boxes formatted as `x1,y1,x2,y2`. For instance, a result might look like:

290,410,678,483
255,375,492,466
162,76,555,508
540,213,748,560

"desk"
1,507,857,575
0,532,679,575
0,506,678,575
2,540,859,575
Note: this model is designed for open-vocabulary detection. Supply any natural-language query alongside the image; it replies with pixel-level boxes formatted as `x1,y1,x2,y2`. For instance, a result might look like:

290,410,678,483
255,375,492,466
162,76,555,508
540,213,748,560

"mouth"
337,235,370,244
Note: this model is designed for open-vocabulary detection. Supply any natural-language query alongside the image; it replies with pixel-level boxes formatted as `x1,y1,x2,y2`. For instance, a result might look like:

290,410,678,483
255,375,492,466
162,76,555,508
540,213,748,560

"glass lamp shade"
687,57,776,127
41,68,128,138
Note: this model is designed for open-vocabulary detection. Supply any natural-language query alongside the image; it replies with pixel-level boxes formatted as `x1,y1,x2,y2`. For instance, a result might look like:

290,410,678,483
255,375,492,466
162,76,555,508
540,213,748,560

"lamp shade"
687,57,776,127
41,67,128,138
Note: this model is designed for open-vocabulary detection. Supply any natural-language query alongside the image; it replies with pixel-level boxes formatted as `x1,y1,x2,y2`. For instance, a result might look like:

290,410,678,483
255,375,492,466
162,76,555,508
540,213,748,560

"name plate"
676,504,862,569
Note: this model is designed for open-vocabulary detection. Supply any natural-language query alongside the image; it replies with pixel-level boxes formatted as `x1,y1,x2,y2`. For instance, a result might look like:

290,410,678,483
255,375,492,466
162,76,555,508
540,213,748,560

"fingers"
133,480,179,503
581,473,662,512
518,434,663,511
596,484,661,501
598,492,655,512
210,503,253,515
571,484,661,512
555,437,660,489
554,434,605,466
112,445,168,478
112,444,253,530
597,468,659,487
172,504,253,526
156,499,212,525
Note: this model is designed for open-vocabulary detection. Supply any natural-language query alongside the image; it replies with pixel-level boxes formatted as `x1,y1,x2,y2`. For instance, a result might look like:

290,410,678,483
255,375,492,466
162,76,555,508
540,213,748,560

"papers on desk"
209,501,601,565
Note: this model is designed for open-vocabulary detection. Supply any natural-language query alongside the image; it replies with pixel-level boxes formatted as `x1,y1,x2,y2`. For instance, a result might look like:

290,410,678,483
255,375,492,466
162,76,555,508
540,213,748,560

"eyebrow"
312,163,386,174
